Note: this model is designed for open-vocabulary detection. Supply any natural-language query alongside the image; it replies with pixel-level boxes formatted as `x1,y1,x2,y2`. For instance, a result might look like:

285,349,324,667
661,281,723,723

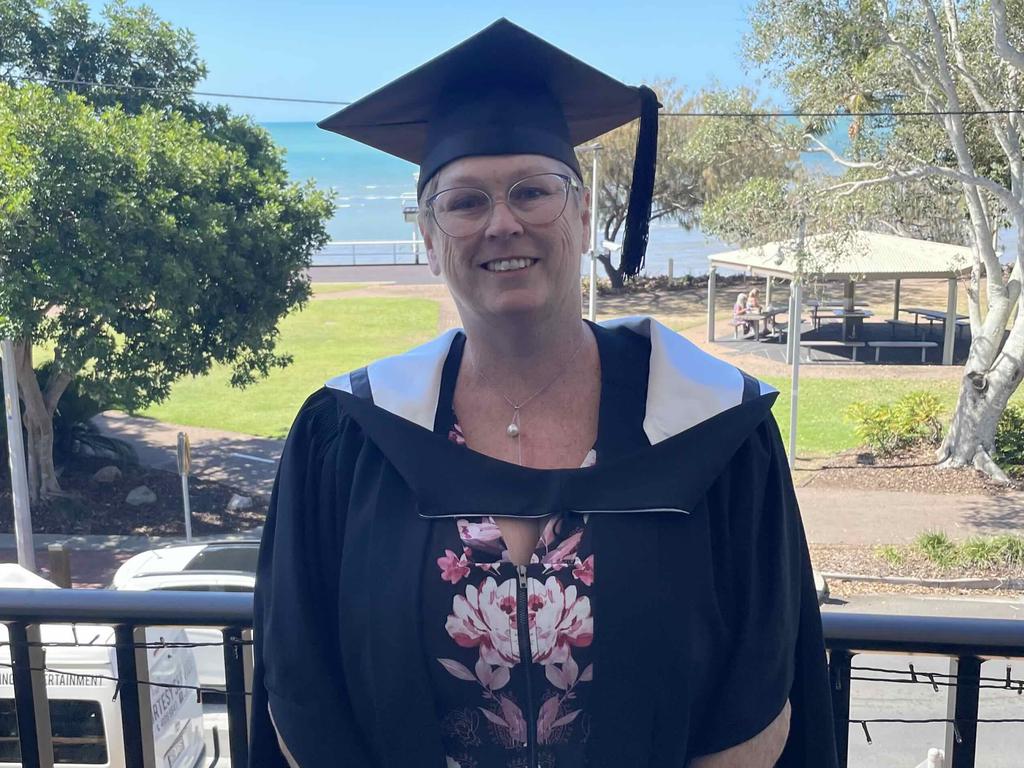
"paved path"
308,264,441,285
797,486,1024,545
92,411,283,496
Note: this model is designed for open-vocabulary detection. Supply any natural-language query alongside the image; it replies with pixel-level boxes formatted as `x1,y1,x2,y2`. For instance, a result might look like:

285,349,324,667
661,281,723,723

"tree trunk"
596,253,625,292
938,361,1022,484
12,342,65,502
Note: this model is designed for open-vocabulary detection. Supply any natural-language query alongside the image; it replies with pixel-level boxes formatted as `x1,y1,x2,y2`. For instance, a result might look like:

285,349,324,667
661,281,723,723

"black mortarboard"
318,18,660,277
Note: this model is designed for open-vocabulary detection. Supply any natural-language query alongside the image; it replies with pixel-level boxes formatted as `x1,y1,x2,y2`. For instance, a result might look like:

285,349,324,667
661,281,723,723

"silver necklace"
473,330,586,442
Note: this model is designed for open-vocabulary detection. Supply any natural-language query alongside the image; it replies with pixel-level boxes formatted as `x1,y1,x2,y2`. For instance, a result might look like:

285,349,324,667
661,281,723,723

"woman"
251,20,838,768
733,292,751,337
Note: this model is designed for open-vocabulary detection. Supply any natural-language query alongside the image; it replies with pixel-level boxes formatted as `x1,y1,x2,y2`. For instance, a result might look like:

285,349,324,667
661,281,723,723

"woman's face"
420,154,590,324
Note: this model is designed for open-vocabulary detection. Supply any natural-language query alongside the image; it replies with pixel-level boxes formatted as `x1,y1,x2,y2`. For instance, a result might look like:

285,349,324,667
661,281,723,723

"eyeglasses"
426,173,580,238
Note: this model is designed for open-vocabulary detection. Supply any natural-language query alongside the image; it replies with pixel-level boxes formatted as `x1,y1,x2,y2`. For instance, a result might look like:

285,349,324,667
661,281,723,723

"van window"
0,699,108,764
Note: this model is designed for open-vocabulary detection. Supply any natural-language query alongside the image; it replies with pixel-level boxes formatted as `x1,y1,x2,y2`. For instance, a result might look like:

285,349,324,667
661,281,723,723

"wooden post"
943,278,957,365
893,278,901,321
47,543,71,588
668,258,674,282
765,276,772,306
707,267,717,343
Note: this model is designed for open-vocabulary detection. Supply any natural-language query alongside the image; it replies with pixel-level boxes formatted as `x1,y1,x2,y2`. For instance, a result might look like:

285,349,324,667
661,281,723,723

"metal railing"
0,589,1020,768
315,239,423,266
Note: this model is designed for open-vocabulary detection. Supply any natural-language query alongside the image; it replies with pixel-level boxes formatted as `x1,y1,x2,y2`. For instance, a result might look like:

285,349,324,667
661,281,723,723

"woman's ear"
420,221,442,277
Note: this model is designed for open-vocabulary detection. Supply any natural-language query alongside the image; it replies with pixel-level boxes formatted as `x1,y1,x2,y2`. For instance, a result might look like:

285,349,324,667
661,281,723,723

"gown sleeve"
689,417,838,766
249,388,374,767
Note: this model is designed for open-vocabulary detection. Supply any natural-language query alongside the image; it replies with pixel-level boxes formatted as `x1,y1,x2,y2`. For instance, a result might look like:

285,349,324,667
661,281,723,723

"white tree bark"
13,342,72,501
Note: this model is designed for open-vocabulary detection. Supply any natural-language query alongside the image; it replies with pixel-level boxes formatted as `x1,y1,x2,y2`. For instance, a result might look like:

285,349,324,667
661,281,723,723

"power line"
9,75,1022,117
11,75,350,106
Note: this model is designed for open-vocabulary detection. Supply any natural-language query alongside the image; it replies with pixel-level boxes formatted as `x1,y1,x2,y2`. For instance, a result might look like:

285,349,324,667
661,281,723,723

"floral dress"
422,418,598,768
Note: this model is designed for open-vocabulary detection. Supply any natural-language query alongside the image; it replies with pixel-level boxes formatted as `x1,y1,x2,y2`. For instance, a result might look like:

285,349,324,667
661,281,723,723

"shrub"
915,531,957,567
845,391,944,457
994,403,1024,477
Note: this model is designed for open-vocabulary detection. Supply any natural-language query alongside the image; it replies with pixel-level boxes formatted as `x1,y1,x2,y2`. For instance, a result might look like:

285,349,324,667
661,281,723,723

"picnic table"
901,307,970,339
828,308,873,341
743,306,788,342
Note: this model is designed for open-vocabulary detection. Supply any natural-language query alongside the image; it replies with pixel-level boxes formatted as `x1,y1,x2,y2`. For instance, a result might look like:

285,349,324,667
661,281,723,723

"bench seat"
866,340,939,363
799,339,866,361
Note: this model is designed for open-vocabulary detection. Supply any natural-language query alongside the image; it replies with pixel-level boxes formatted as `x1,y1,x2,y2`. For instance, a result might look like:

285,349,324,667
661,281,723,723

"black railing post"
945,655,981,768
223,625,250,766
9,622,53,768
114,624,149,767
828,648,853,768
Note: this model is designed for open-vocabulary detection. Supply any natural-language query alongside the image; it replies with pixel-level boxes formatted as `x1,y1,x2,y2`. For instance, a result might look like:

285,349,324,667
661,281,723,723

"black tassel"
619,85,660,278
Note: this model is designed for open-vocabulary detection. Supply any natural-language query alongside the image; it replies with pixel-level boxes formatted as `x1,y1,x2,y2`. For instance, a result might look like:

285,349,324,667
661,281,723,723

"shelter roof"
708,231,973,281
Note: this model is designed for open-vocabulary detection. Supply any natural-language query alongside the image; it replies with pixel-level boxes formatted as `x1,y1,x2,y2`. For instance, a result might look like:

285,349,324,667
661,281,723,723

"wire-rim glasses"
426,173,580,238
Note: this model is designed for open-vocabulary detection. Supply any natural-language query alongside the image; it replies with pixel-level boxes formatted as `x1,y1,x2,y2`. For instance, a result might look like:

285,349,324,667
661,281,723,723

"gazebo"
706,231,973,365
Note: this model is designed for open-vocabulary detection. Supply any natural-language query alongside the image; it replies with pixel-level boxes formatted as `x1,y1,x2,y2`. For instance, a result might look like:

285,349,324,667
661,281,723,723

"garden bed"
0,456,267,537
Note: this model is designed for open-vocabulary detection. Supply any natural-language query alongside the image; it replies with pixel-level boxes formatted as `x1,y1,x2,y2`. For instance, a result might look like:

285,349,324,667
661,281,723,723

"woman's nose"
485,200,524,238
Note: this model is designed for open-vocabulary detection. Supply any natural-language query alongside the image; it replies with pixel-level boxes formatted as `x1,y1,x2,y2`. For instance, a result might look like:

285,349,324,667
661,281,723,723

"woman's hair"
748,288,759,297
735,292,747,305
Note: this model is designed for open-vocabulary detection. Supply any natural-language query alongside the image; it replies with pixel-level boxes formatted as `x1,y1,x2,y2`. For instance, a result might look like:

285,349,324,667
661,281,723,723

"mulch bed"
0,456,267,537
810,543,1024,597
800,446,1022,495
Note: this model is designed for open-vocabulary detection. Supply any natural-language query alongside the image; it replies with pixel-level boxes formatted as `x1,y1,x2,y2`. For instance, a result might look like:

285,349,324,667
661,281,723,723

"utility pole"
1,338,35,570
578,143,602,322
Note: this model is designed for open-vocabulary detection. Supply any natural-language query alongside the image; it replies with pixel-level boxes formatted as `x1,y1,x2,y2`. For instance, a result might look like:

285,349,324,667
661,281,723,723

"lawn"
763,377,962,456
139,297,439,438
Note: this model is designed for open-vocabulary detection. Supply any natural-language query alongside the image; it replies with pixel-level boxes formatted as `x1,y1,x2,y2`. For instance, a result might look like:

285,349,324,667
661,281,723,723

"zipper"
516,564,538,768
418,506,689,519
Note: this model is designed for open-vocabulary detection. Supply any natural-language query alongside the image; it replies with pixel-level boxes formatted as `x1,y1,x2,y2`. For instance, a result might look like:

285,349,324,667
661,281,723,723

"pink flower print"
572,554,595,586
437,549,472,585
541,529,584,569
479,696,527,747
445,577,520,666
457,518,505,554
528,576,593,664
537,694,581,744
448,422,467,445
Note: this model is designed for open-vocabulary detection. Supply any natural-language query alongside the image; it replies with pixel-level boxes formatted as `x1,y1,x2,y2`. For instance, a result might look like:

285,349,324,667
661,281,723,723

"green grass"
138,298,439,438
915,531,958,567
904,531,1024,569
874,545,907,568
763,377,962,456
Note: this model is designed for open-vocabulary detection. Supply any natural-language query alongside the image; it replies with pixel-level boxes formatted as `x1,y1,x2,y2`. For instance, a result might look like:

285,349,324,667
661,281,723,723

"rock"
226,493,253,512
125,485,156,506
92,465,122,484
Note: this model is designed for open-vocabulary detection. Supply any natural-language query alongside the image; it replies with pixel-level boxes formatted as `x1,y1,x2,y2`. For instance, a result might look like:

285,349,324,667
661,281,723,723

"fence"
0,589,1020,767
314,240,424,266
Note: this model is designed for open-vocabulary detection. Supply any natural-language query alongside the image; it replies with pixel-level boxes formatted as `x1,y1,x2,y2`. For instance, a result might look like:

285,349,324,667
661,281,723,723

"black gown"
249,318,839,768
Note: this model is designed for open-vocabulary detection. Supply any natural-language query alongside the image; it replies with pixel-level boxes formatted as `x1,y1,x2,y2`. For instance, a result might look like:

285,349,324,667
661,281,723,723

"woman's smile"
481,257,540,273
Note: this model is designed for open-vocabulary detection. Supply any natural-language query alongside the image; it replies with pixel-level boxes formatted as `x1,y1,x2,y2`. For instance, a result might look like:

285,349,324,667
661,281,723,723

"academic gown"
249,316,840,768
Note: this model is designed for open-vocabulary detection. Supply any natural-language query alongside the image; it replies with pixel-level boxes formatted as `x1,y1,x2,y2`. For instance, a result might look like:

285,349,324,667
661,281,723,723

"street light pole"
578,143,602,322
1,338,35,570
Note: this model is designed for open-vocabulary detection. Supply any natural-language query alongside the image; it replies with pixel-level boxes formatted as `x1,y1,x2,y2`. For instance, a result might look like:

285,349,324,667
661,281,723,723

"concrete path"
92,411,283,496
796,486,1024,545
308,264,441,285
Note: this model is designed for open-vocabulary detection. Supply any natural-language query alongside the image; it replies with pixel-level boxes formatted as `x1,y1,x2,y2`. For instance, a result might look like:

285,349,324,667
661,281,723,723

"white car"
0,565,206,768
110,539,260,693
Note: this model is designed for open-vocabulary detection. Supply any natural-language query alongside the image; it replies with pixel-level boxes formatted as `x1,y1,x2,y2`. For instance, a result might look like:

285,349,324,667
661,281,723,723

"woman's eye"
511,186,549,202
447,194,486,212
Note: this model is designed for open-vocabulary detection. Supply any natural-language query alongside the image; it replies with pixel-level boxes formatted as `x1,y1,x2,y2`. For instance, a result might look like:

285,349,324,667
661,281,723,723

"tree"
746,0,1024,480
0,2,332,501
584,83,796,290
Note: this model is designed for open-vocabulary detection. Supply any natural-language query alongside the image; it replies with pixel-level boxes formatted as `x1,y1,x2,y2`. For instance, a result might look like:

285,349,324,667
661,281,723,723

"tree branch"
991,0,1024,73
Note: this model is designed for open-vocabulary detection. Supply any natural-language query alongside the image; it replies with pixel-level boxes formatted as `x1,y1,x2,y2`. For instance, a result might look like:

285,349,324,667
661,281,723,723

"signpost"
176,432,193,542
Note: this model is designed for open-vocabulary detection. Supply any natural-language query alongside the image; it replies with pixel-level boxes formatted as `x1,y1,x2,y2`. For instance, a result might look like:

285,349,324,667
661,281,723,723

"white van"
0,566,207,768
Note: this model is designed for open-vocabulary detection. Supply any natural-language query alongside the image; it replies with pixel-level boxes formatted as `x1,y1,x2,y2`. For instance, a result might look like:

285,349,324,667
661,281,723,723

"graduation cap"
318,18,660,277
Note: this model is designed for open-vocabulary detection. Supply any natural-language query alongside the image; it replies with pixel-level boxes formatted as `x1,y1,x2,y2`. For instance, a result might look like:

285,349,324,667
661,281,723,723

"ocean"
263,122,1017,276
262,121,736,276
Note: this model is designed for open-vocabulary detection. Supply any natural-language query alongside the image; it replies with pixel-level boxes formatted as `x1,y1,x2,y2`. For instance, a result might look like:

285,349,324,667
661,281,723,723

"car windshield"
184,544,259,574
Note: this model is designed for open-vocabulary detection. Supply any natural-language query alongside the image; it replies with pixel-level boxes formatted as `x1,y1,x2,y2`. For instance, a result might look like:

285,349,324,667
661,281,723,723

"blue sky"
85,0,781,122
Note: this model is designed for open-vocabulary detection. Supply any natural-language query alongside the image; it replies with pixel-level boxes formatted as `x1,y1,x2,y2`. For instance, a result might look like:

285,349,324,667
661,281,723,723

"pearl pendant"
506,422,520,438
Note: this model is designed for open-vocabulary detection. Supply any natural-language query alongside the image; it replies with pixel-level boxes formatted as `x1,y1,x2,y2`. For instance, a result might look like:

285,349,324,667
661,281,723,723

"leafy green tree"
584,84,797,290
745,0,1024,480
0,2,332,501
